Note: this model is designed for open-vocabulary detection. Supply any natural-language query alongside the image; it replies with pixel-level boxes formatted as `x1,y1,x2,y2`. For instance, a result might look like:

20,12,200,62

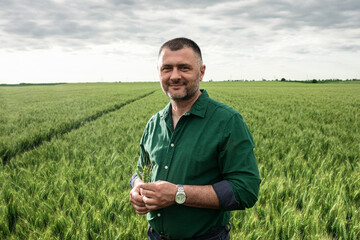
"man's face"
158,47,206,101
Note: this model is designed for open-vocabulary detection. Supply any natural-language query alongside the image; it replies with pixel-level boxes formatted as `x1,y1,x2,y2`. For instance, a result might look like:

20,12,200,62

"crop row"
0,83,158,163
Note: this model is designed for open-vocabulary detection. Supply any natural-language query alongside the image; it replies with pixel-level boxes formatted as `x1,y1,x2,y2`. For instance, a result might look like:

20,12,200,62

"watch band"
177,184,184,192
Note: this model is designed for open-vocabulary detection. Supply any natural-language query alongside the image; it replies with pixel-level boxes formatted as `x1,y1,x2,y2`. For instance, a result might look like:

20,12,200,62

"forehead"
158,47,199,66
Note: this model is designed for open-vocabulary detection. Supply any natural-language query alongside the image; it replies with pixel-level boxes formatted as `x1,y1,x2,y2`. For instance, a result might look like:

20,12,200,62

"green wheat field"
0,81,359,239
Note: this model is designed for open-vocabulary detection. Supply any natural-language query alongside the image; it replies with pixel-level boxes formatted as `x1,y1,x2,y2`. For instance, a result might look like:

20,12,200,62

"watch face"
175,193,186,204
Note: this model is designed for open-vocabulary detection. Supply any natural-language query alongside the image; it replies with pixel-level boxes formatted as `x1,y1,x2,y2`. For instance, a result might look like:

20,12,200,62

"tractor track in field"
1,90,157,164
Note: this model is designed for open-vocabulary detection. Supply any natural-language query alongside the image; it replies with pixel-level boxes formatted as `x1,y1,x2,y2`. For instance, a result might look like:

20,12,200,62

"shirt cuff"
213,180,240,210
129,173,139,188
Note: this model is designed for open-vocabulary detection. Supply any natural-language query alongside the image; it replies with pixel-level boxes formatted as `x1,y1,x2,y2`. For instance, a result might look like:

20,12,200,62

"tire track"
1,90,157,164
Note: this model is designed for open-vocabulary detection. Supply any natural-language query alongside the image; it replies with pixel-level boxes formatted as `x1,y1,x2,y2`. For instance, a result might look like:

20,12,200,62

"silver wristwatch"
175,184,186,204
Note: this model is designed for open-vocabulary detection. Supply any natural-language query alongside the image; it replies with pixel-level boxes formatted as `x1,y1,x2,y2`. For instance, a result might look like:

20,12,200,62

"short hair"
158,37,203,64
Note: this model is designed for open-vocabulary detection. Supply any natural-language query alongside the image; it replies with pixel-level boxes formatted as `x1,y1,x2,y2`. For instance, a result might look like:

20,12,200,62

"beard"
164,79,200,101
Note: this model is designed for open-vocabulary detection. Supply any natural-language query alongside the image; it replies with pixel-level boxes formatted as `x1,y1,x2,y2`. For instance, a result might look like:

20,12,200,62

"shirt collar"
187,89,209,118
159,89,209,119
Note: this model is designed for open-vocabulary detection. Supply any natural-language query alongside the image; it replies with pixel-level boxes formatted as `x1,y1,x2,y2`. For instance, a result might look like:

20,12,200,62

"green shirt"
137,89,261,238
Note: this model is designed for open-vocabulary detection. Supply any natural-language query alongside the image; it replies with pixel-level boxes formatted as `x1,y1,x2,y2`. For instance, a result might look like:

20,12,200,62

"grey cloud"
207,0,360,30
0,0,359,53
5,19,98,39
337,44,360,52
0,0,142,49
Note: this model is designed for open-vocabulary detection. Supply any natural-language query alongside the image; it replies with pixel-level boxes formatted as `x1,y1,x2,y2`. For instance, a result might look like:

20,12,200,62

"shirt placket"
164,114,189,180
158,114,188,235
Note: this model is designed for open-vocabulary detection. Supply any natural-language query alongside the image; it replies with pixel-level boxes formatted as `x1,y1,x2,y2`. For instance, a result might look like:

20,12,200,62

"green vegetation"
0,81,359,239
0,83,157,163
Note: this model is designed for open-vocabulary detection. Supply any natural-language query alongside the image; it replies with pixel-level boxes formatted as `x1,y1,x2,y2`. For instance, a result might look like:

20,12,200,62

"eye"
161,66,172,72
180,65,191,71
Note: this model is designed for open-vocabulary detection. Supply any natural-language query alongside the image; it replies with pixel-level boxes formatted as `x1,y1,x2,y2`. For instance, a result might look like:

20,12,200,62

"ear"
199,65,206,81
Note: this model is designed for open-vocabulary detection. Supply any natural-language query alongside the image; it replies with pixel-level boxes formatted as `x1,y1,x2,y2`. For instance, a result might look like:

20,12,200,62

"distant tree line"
275,78,360,83
0,83,67,87
212,78,360,83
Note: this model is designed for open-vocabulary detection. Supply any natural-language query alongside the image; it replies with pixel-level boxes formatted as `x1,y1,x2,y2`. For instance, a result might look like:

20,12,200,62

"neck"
171,90,202,117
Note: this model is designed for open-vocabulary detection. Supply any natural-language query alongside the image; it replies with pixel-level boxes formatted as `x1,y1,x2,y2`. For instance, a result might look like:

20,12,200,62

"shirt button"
157,213,161,217
170,143,174,147
164,166,168,170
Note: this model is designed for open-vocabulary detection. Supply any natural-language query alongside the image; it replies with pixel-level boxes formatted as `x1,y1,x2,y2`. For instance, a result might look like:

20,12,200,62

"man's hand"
132,180,220,213
139,181,177,211
129,178,149,215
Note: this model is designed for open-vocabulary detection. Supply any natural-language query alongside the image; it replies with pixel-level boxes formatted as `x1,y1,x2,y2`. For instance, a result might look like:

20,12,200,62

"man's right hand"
129,178,149,215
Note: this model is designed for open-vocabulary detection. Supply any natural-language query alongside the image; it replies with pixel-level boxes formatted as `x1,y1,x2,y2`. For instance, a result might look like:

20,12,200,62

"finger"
131,196,146,206
130,198,148,211
142,195,160,207
132,191,145,200
143,202,160,211
130,189,144,202
131,200,146,208
141,189,156,198
138,182,156,191
135,206,149,215
130,193,147,207
134,205,149,213
137,209,149,215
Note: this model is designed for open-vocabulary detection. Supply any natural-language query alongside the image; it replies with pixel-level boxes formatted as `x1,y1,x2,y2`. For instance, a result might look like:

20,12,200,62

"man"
129,37,261,239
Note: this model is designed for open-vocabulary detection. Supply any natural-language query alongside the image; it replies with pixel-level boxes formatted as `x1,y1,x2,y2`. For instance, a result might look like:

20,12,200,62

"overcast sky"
0,0,359,83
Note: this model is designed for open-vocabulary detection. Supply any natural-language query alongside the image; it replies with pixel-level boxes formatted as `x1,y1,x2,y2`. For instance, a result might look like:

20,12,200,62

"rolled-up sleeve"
129,173,139,188
213,180,240,210
216,113,261,210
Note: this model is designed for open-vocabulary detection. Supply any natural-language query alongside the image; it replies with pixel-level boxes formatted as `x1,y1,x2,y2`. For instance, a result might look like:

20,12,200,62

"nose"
170,68,181,80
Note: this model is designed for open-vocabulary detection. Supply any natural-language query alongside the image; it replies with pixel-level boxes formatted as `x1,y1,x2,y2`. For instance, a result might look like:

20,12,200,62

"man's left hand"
139,181,177,211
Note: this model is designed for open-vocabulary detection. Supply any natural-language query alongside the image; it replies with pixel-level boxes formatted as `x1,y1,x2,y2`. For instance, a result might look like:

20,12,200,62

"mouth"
168,84,185,90
168,81,185,87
